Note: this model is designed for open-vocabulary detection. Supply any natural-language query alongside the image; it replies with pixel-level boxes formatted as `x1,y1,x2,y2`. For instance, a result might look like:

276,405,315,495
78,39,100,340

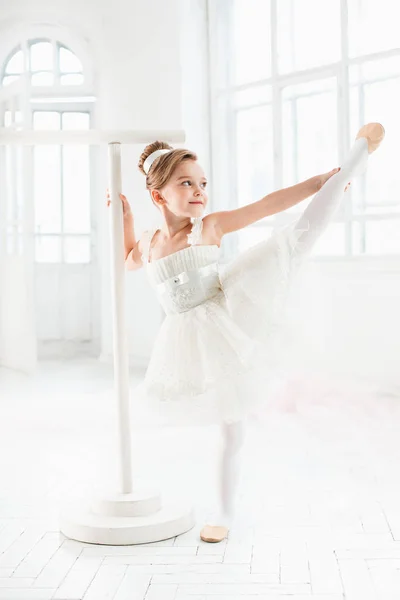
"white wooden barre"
0,128,185,145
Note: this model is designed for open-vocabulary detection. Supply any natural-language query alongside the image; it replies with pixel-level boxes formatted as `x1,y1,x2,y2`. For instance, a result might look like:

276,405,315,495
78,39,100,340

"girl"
107,122,384,543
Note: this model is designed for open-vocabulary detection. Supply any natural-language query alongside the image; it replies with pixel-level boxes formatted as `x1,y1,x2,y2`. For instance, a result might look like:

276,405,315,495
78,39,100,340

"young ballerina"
107,122,384,543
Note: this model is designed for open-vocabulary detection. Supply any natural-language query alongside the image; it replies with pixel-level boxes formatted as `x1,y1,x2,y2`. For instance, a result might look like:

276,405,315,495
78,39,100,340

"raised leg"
293,123,385,255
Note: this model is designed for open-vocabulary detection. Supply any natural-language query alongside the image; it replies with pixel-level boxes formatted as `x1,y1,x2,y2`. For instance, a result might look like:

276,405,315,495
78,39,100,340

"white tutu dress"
132,138,371,427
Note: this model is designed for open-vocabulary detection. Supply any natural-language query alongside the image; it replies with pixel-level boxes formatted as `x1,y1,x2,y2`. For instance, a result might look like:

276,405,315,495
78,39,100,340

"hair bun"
138,141,174,176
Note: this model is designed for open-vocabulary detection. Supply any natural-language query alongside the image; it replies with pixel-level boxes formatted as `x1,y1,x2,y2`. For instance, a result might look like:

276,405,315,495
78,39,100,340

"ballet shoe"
200,524,229,543
355,123,385,154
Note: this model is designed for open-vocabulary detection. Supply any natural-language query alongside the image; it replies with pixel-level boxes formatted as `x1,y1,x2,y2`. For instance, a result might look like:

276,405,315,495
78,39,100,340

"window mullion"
226,0,238,215
21,40,30,76
53,40,60,85
339,0,352,257
359,83,366,254
271,0,282,193
59,112,64,264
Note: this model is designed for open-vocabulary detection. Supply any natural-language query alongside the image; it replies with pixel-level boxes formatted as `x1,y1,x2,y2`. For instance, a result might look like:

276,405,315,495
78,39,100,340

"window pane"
348,0,399,58
62,112,91,234
30,41,53,71
237,226,274,252
5,50,23,73
231,0,271,85
6,233,24,256
60,74,84,86
2,75,20,86
209,0,230,89
34,146,61,233
353,219,400,255
31,72,54,86
211,96,236,210
33,111,60,130
4,147,24,223
349,58,400,214
236,105,273,209
350,55,400,83
64,236,90,263
63,146,91,233
282,78,338,214
35,236,61,263
277,0,340,74
233,85,271,109
62,112,90,130
59,46,83,72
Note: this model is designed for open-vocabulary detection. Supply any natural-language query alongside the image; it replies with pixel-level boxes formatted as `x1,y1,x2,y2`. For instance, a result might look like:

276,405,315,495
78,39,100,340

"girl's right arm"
125,238,145,271
106,189,144,271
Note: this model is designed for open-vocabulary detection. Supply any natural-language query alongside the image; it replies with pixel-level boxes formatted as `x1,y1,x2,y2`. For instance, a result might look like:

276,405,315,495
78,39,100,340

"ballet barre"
0,128,184,145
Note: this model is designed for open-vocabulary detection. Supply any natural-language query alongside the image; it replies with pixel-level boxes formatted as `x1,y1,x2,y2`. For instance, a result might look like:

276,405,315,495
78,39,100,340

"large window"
209,0,400,257
1,39,94,263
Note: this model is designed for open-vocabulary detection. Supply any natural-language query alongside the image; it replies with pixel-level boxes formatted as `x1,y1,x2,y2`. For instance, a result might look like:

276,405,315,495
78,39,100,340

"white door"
32,108,99,358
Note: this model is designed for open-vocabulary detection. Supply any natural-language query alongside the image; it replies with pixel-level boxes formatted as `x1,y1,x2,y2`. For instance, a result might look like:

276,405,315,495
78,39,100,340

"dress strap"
141,228,158,264
187,217,203,246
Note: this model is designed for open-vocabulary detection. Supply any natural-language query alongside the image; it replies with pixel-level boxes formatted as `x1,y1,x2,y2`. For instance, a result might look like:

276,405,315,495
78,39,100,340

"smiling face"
152,159,208,218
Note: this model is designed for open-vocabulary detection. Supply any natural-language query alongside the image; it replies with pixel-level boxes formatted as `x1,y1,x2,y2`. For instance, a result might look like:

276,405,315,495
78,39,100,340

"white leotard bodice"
141,217,222,315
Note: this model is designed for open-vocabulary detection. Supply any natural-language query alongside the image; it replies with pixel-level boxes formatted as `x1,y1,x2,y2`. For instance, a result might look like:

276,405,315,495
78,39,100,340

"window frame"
32,105,95,265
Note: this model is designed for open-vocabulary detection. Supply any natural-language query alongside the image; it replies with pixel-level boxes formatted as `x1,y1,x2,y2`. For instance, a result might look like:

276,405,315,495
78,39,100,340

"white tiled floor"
1,358,400,599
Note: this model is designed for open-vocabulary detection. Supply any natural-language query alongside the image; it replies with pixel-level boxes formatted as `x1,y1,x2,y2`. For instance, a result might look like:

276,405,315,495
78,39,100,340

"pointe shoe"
355,122,385,154
200,524,229,543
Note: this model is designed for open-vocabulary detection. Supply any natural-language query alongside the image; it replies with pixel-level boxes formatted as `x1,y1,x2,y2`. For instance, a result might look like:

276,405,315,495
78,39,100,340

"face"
153,160,208,218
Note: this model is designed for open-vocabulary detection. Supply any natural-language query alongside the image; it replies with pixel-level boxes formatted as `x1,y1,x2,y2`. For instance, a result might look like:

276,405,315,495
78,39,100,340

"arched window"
1,40,84,87
1,38,95,265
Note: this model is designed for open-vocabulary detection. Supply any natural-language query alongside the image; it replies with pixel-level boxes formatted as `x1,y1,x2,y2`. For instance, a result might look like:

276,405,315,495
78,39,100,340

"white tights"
215,419,246,526
293,137,369,254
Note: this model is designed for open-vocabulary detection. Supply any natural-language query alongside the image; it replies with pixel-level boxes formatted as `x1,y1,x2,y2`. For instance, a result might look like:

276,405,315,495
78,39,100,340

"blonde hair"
138,141,198,200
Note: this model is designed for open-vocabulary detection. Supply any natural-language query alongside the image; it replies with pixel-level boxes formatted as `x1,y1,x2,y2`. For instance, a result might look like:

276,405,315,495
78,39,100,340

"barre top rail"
0,129,186,145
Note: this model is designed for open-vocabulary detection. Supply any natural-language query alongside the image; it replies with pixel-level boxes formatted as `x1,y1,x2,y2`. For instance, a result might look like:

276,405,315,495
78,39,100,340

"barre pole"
108,142,133,494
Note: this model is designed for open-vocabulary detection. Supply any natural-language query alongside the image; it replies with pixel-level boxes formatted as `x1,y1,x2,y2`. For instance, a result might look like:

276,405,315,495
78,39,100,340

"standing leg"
219,420,245,520
200,419,246,543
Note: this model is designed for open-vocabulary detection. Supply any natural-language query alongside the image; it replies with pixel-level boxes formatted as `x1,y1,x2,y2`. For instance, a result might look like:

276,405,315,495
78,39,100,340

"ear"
151,189,165,205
